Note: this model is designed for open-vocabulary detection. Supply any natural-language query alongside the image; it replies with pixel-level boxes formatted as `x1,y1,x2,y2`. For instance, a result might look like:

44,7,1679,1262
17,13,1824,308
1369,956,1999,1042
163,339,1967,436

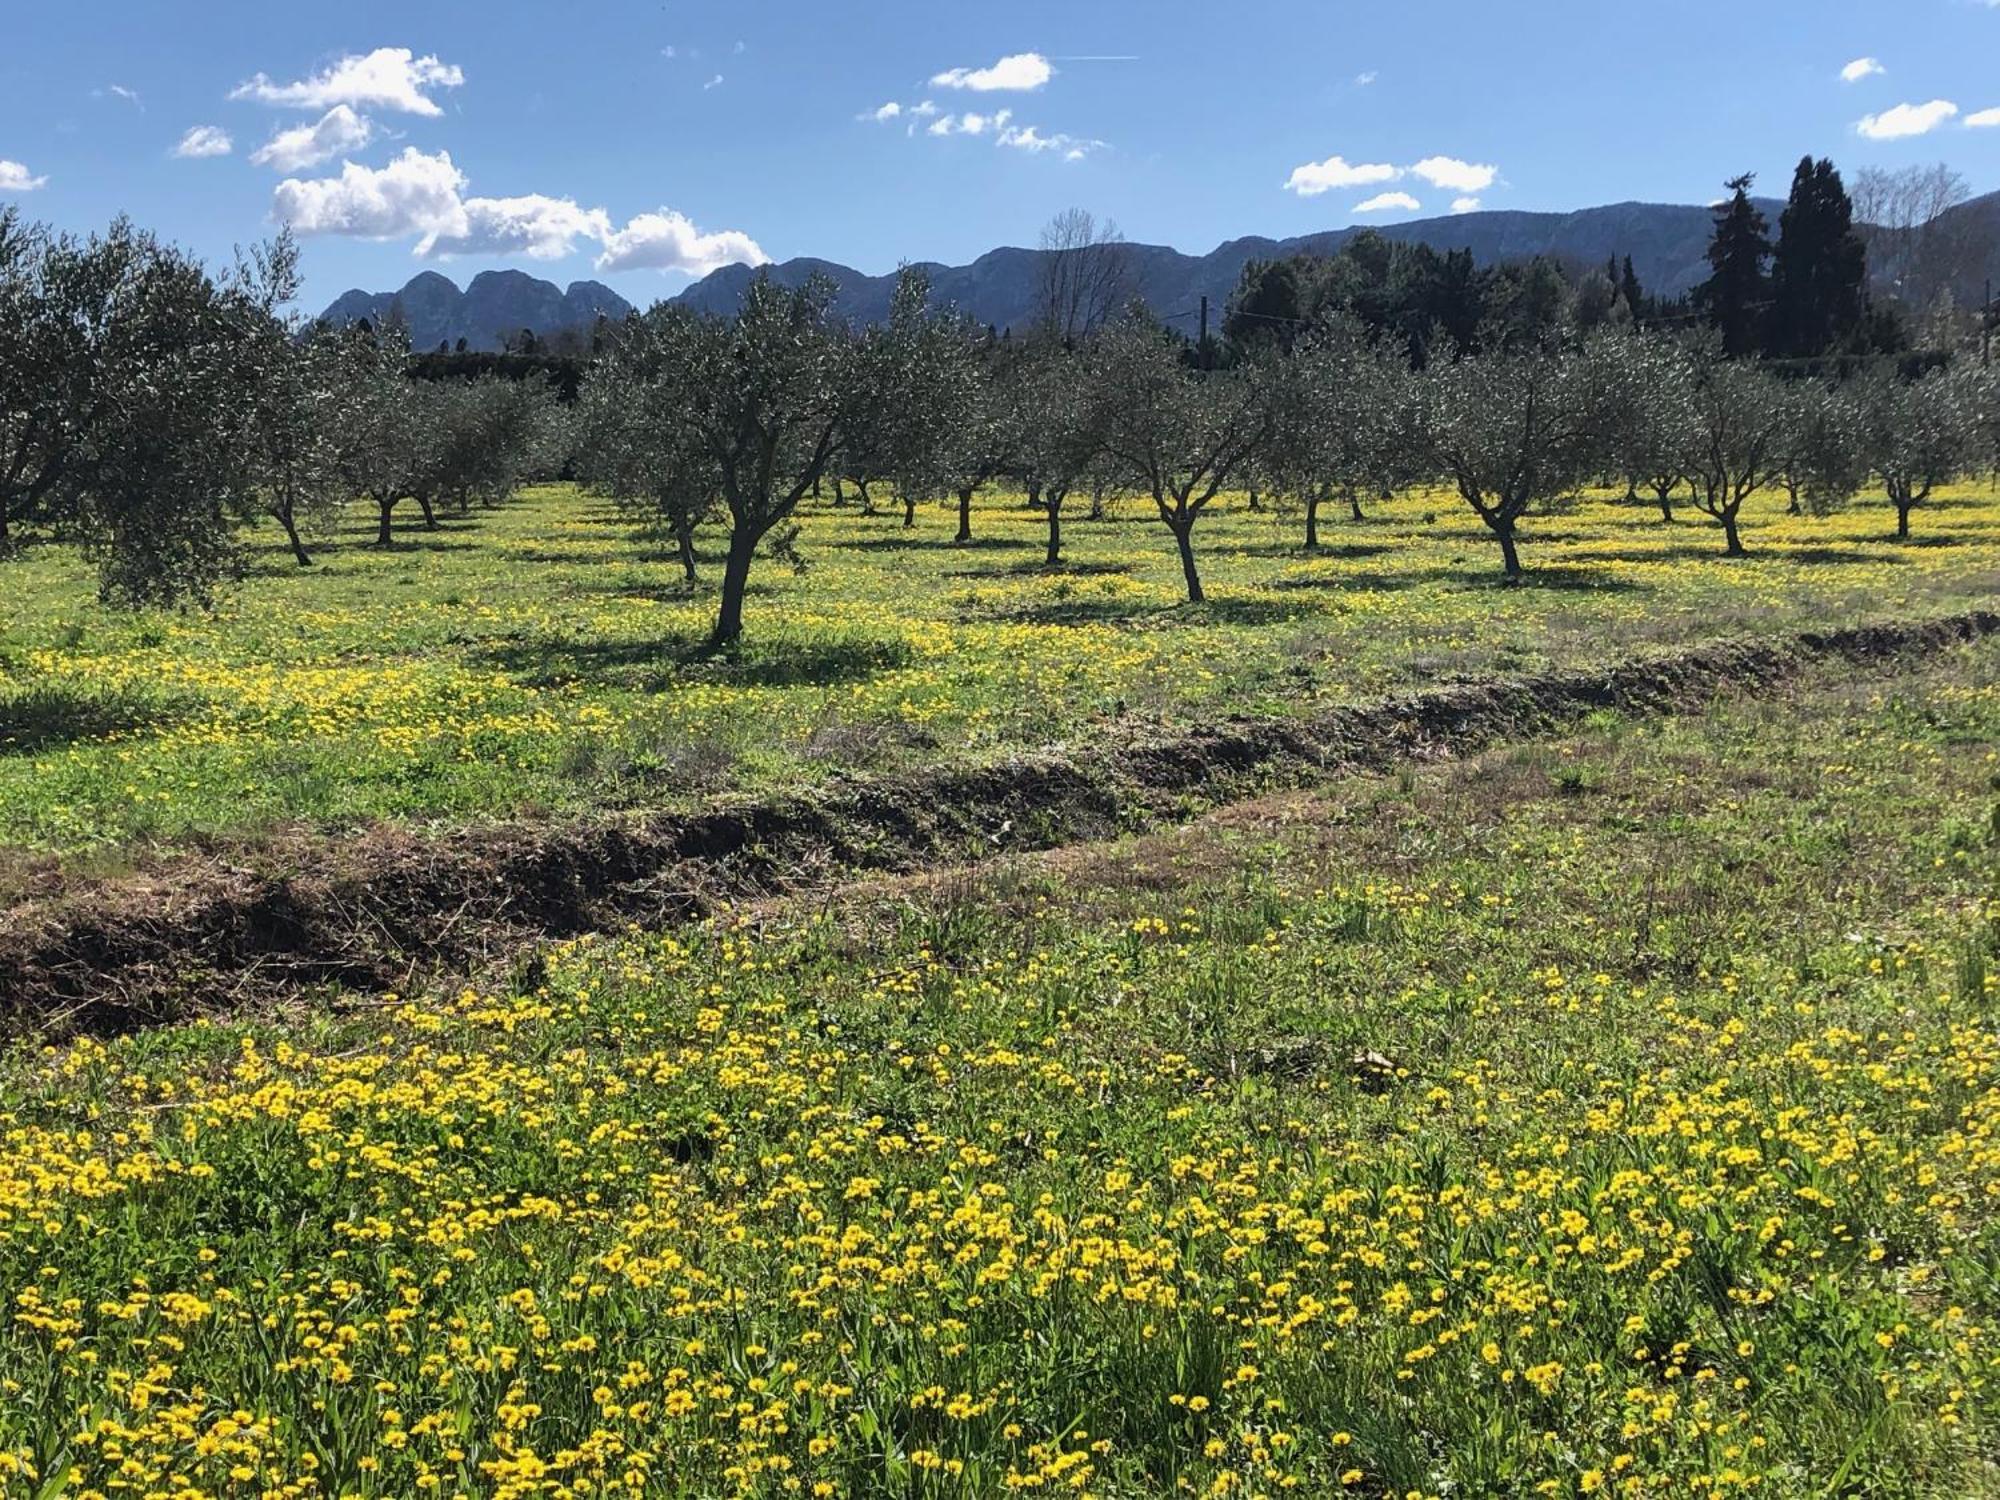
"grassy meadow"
3,481,1999,855
0,638,1995,1496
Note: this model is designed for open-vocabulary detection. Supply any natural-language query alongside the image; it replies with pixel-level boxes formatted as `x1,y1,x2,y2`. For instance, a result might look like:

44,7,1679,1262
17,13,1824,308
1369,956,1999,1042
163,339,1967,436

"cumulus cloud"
173,125,232,159
233,47,464,117
426,195,614,260
1411,155,1497,193
1283,154,1400,196
1354,191,1420,214
1856,99,1959,139
1452,196,1481,214
596,210,768,275
273,147,470,242
249,105,375,171
272,148,763,274
867,101,903,121
1840,57,1885,84
931,52,1053,91
1967,106,2000,128
0,159,47,192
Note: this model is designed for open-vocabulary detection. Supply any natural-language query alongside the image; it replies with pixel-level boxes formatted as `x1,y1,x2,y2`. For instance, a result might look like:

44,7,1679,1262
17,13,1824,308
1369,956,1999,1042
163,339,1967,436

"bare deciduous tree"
1037,209,1131,346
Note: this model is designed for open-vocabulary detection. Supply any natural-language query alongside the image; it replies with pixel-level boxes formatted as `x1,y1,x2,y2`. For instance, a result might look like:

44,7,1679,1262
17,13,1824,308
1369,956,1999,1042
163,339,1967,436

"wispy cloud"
172,125,233,159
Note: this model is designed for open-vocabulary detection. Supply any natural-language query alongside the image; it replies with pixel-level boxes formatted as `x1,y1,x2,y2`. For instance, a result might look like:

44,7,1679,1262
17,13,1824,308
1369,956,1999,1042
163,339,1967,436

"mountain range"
320,192,2000,350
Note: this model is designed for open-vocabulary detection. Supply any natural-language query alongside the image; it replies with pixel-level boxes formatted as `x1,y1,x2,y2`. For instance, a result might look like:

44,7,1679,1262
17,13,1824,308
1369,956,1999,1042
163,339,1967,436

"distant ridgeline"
319,189,2000,348
317,269,634,356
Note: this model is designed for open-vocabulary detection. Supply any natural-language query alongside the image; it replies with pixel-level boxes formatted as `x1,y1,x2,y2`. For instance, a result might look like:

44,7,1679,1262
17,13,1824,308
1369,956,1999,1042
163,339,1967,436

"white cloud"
703,74,725,90
101,84,143,108
273,147,470,242
911,99,938,117
1855,99,1959,139
1283,154,1400,196
1967,106,2000,128
930,109,1013,136
1451,196,1481,214
931,52,1053,91
248,105,375,171
1354,191,1421,214
425,195,614,260
1840,57,1885,84
996,123,1102,159
868,101,902,121
172,125,232,159
0,159,47,192
1354,71,1377,86
270,145,759,272
233,47,464,117
596,210,768,276
1410,155,1497,193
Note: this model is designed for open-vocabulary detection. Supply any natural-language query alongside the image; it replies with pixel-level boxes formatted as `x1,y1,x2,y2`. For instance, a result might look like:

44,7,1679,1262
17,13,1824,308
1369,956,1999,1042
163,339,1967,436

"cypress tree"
1769,155,1869,359
1696,175,1772,358
1620,256,1645,328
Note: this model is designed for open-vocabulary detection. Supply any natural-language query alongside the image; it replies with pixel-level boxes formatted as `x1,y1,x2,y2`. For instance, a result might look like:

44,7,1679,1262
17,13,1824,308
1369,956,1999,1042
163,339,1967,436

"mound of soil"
4,610,1993,1037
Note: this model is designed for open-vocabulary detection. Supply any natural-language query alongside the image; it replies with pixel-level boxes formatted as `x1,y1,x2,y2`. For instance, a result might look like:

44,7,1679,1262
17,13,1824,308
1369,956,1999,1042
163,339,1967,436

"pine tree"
1696,175,1772,358
1768,156,1869,359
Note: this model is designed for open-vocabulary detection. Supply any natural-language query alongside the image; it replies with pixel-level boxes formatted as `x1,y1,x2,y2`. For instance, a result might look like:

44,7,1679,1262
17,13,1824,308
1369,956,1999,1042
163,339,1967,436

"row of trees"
0,211,560,605
7,202,1997,639
573,263,2000,645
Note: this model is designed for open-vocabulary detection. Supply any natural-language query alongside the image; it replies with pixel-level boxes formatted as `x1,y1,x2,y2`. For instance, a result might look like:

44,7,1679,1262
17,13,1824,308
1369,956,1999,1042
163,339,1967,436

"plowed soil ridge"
5,609,1994,1036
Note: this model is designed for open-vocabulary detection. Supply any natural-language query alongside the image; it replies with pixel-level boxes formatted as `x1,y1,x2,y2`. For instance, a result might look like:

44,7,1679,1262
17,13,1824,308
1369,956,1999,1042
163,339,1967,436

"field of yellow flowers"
2,482,1998,853
0,633,1995,1497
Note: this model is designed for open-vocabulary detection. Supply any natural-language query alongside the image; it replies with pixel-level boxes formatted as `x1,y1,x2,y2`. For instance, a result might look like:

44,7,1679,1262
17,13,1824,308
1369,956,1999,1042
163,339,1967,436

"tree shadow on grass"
476,631,912,691
1237,540,1397,562
0,683,183,756
833,534,1039,555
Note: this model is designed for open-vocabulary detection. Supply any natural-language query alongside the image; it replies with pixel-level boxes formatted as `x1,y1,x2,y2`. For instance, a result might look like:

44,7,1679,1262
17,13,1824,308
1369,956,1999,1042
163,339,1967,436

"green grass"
0,639,1995,1496
2,480,1998,855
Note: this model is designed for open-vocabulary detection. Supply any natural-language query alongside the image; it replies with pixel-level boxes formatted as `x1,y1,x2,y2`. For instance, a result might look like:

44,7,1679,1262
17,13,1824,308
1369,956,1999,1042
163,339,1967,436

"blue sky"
5,0,2000,310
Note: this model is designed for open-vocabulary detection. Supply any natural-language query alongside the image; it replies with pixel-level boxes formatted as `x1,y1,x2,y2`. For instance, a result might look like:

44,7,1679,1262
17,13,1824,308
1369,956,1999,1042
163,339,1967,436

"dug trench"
2,607,1995,1038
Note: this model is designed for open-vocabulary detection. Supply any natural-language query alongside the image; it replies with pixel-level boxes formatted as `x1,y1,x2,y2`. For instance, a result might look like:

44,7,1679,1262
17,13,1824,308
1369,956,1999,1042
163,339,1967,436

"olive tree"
1673,358,1793,556
575,319,721,585
593,272,903,647
243,319,355,566
1413,342,1609,579
1262,319,1408,549
1850,367,1982,539
72,229,289,607
0,213,149,552
1087,319,1271,602
1007,342,1102,567
1602,334,1697,524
